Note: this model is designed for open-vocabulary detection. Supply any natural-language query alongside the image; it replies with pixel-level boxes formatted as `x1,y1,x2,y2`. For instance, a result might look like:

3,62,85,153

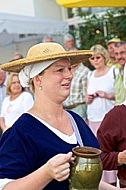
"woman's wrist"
106,93,115,100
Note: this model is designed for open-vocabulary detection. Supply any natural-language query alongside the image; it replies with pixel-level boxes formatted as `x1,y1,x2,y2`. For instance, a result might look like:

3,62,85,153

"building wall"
0,0,35,16
33,0,64,20
0,40,39,63
0,0,68,19
0,0,68,63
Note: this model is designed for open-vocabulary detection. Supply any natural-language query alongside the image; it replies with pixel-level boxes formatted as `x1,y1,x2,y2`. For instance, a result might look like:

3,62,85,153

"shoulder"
66,110,88,129
100,105,126,127
3,95,10,102
106,65,119,80
87,70,95,79
21,91,33,99
98,105,126,137
82,64,90,71
66,110,100,148
79,63,90,72
108,104,126,114
111,65,119,74
103,105,119,119
8,113,41,134
22,91,32,96
67,110,84,122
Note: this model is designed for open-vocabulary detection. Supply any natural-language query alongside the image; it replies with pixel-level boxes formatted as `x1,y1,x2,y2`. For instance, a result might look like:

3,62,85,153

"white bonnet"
19,59,59,87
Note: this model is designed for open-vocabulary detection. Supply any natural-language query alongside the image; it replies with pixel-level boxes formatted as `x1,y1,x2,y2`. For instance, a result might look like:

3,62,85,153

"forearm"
99,180,125,190
0,117,6,131
105,93,115,100
100,152,119,170
3,164,52,190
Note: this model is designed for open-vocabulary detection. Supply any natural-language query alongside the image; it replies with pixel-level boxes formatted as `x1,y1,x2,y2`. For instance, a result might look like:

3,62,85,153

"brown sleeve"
97,106,121,170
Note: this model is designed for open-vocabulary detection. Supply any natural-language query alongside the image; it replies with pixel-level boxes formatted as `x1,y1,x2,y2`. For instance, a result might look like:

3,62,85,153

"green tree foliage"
68,8,126,49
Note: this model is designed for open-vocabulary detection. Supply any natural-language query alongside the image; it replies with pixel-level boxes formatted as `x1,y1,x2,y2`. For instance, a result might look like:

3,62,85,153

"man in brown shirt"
97,104,126,188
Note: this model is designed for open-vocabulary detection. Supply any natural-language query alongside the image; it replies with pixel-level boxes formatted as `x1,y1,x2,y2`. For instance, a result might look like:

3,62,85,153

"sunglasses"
90,56,102,60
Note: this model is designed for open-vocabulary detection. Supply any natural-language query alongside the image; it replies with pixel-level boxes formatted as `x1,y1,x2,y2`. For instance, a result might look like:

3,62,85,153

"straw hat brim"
0,50,92,73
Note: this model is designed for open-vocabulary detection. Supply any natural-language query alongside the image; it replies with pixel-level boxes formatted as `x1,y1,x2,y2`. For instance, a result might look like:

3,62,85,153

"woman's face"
89,54,106,69
10,75,22,95
39,58,73,103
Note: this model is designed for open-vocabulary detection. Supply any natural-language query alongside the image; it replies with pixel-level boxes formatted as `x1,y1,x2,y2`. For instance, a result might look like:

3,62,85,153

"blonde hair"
6,73,25,95
90,44,109,63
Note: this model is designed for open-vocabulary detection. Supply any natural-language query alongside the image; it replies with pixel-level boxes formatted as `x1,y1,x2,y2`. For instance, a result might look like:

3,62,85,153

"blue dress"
0,111,99,190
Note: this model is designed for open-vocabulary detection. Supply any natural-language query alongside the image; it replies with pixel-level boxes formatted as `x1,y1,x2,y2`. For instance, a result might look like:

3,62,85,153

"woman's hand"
95,90,106,98
95,91,115,100
85,94,94,104
118,150,126,165
45,152,74,182
99,180,126,190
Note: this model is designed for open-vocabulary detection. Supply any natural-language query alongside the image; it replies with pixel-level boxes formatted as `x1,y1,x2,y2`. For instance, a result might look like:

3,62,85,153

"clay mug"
69,146,103,190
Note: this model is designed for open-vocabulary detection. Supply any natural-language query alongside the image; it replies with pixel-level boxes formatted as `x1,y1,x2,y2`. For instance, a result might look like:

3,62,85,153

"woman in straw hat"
0,42,125,190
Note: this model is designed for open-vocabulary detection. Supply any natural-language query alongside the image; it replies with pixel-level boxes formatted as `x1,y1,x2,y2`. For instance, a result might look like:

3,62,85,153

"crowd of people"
0,34,126,190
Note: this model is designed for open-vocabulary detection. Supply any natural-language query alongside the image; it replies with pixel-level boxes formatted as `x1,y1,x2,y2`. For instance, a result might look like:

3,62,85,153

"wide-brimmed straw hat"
0,42,92,73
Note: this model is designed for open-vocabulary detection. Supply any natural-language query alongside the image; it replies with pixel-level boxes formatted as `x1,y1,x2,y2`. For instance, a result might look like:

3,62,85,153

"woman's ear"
33,76,42,87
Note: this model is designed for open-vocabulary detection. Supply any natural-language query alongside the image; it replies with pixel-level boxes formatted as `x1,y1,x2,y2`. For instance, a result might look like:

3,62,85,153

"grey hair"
42,35,53,43
114,41,126,48
64,33,74,42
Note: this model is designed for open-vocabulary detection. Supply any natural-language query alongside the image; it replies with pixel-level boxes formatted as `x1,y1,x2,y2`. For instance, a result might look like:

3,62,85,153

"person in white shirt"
85,44,117,186
0,72,34,132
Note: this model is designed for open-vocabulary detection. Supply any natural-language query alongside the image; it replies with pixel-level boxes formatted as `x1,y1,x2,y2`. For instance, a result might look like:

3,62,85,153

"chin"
119,61,126,66
63,94,69,100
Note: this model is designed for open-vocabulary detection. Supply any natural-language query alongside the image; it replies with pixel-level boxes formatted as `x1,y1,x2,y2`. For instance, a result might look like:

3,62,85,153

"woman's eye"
57,68,64,72
68,67,71,71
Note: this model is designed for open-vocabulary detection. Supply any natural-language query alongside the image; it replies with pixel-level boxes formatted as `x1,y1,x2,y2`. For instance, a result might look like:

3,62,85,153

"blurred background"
0,0,125,62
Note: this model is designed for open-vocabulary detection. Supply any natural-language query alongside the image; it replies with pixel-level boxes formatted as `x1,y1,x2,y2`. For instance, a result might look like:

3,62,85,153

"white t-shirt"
0,91,34,127
87,66,116,122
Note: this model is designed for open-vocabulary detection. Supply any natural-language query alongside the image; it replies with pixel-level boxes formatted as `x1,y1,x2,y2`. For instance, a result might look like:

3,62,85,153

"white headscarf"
19,59,59,87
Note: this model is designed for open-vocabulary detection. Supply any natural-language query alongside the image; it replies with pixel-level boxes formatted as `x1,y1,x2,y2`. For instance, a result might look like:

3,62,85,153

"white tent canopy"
0,12,68,46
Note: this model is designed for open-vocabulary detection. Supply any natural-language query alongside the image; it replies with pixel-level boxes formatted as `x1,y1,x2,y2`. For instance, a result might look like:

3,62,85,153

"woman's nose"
65,69,73,78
